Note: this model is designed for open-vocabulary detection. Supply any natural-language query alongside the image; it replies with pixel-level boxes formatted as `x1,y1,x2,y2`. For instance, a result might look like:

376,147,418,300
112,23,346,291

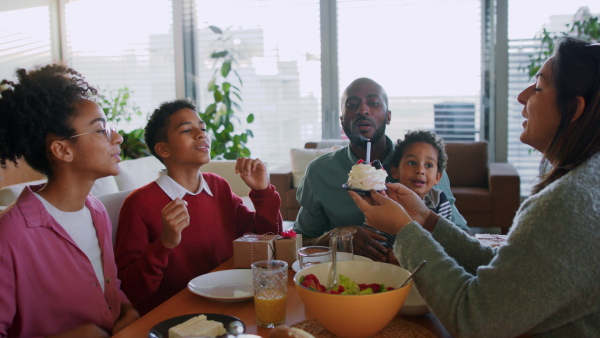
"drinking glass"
329,230,354,261
251,260,288,328
297,246,332,269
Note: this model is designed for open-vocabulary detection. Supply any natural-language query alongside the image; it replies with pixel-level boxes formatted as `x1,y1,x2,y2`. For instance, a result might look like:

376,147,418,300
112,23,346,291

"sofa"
270,140,521,234
0,156,255,212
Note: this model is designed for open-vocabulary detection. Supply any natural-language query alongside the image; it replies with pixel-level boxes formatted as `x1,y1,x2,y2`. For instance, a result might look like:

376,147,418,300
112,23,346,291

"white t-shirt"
35,193,105,292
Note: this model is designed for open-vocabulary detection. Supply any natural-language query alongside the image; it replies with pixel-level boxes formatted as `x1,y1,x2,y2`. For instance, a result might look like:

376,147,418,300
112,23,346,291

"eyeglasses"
65,123,117,142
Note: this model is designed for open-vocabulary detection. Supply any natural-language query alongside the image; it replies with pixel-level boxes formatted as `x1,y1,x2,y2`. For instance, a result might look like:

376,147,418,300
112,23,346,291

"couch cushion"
452,187,491,212
115,156,165,191
0,179,47,206
290,147,340,188
90,176,119,196
445,142,488,188
202,160,250,198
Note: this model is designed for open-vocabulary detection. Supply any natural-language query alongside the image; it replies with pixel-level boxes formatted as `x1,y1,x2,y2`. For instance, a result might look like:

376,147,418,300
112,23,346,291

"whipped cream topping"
346,163,387,191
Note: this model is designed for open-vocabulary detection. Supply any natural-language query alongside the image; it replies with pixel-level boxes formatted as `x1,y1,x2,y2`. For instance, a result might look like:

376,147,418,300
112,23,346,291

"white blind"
64,0,176,131
337,0,482,143
0,1,52,81
193,0,322,167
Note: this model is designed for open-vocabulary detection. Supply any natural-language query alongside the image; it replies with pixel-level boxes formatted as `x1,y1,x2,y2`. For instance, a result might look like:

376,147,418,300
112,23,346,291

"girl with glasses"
0,64,139,337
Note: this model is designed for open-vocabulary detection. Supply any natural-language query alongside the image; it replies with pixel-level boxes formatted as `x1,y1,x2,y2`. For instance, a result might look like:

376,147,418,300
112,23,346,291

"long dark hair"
533,37,600,194
0,64,97,177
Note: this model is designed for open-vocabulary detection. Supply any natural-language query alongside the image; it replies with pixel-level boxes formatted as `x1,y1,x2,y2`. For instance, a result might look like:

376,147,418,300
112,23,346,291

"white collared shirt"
155,169,214,200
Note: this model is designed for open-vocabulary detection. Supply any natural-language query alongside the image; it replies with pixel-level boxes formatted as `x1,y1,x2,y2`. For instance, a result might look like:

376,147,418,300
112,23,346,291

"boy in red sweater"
114,99,283,314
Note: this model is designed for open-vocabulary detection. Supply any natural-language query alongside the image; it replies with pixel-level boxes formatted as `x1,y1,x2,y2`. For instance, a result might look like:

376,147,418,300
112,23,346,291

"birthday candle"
366,140,371,164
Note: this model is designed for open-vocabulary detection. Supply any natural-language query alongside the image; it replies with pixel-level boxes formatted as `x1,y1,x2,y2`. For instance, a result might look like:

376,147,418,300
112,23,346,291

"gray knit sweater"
395,152,600,337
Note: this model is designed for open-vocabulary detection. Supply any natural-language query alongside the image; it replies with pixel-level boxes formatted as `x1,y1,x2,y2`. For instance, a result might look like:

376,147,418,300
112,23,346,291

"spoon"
328,240,339,290
399,260,426,288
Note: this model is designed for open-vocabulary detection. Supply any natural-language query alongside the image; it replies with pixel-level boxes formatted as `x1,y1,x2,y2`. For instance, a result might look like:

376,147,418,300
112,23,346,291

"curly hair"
145,98,197,161
391,130,447,173
0,64,97,177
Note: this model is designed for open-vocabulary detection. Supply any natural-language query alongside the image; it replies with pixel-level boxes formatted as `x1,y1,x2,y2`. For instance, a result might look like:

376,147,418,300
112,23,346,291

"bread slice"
168,314,226,338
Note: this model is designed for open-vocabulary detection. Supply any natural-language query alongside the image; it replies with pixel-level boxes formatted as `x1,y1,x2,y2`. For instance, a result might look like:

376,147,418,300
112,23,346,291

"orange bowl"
294,260,412,338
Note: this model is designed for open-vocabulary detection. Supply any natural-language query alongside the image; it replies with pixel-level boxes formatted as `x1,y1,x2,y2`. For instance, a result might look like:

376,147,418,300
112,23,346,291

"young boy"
364,130,452,249
114,99,283,315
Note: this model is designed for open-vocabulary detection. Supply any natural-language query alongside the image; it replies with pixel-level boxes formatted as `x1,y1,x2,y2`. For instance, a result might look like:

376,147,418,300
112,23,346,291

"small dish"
342,183,386,196
292,254,373,272
148,313,245,338
188,269,253,302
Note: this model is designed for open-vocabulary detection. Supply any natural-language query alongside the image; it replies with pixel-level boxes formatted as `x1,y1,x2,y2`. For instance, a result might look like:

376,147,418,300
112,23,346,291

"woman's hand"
384,183,431,225
236,157,269,191
348,190,411,235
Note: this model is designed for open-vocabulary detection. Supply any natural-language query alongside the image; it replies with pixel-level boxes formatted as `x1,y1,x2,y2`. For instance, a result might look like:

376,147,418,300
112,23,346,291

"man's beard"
342,118,387,148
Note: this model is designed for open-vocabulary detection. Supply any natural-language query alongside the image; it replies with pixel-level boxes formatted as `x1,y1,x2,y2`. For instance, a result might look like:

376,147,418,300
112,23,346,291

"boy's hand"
160,198,190,249
235,157,269,191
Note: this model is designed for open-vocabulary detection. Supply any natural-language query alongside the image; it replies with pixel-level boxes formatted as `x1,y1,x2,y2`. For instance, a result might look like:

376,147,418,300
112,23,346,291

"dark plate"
342,183,386,196
148,313,246,338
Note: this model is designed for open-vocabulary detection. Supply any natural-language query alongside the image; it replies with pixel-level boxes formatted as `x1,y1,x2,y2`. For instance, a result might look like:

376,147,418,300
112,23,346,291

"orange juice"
255,289,286,327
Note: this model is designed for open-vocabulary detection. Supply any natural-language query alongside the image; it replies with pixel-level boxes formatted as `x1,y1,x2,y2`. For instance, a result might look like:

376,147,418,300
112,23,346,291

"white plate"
188,269,254,302
291,254,373,272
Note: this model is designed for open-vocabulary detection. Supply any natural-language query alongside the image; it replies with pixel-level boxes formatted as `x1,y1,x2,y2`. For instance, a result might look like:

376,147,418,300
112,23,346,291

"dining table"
113,257,452,338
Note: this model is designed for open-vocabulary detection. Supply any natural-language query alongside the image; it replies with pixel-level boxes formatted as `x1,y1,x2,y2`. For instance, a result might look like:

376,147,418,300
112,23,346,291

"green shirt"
293,136,469,236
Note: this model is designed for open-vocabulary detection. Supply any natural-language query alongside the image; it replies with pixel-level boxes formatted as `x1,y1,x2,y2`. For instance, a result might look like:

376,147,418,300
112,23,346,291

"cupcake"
345,159,387,192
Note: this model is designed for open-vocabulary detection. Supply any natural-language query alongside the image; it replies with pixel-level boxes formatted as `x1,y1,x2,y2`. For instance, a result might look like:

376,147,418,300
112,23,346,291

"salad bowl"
293,260,412,338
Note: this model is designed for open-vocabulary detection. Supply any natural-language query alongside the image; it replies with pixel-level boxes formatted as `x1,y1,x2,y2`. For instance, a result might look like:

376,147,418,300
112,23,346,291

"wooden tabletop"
113,258,452,338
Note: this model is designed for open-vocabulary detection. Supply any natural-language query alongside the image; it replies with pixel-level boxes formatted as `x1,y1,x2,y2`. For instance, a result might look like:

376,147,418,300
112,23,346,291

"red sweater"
114,173,282,314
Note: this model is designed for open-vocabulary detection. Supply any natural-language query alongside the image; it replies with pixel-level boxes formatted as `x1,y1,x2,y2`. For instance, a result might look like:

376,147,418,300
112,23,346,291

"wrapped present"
233,233,279,268
275,230,302,267
475,234,507,247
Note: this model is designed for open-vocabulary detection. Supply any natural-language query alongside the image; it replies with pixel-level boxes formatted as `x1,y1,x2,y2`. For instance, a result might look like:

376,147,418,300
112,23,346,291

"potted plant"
98,87,150,160
200,25,255,160
523,7,599,79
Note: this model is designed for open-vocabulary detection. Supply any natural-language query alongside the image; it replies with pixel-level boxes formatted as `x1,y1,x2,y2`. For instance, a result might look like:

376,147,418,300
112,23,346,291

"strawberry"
356,159,365,164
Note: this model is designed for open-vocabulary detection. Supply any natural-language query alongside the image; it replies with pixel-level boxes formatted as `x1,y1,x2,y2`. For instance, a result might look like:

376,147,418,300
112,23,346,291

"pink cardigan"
0,184,130,337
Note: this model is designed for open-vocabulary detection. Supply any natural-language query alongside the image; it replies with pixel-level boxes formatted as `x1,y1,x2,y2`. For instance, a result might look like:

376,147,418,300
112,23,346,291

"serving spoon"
399,260,426,288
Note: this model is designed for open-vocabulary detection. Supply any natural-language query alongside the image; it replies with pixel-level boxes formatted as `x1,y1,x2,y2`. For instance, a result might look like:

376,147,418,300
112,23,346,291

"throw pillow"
290,146,340,188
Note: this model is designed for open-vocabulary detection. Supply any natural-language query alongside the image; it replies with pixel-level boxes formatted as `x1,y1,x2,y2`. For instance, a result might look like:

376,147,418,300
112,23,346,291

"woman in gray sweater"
350,37,600,337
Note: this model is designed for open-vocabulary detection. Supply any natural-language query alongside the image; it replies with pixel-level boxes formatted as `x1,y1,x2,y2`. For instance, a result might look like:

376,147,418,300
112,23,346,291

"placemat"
291,318,436,338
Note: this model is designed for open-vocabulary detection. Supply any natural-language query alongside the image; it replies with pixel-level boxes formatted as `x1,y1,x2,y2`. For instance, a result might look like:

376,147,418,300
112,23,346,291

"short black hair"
0,64,97,177
391,130,447,173
145,98,197,161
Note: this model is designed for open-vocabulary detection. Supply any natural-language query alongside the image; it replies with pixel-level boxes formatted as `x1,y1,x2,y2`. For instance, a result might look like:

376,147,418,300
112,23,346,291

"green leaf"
224,151,238,160
246,129,254,138
239,147,251,157
241,133,248,143
205,103,217,116
247,113,255,123
211,50,228,58
225,123,234,133
222,82,231,93
209,25,223,34
213,90,223,102
221,60,232,77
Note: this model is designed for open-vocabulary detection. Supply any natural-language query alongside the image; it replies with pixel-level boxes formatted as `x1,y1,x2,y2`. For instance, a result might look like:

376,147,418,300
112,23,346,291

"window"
0,1,53,81
507,2,598,194
193,0,322,166
337,0,482,143
63,0,176,131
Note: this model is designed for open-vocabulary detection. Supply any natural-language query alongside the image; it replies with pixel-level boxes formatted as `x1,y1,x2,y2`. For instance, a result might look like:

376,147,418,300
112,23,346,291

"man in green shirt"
293,77,469,262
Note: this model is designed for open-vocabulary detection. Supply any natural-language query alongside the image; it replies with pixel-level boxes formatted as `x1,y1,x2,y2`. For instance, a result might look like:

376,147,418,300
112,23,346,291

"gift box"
233,234,279,268
275,233,303,268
